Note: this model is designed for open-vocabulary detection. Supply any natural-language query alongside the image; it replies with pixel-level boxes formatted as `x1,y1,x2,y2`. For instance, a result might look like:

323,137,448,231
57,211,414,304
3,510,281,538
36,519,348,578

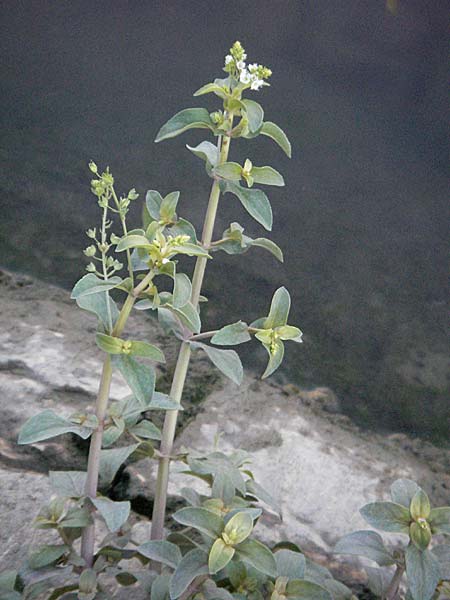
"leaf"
18,410,92,444
113,355,155,406
171,301,201,334
304,558,333,585
431,544,450,579
261,339,284,379
146,190,164,220
129,340,165,362
148,391,183,411
0,570,18,592
322,579,353,600
201,580,235,600
49,471,86,498
285,579,332,600
138,541,182,569
234,539,277,577
28,545,68,569
71,274,119,329
265,287,291,328
360,501,411,533
209,539,235,574
410,489,431,520
173,273,192,308
275,549,306,579
168,218,198,243
160,191,180,223
225,182,272,231
170,242,211,258
151,574,171,600
390,479,421,508
91,497,130,532
172,507,224,538
260,121,292,158
187,141,220,167
277,325,303,341
129,420,161,440
214,162,243,181
405,544,441,600
251,166,285,187
211,321,251,346
96,333,124,354
116,234,151,252
365,567,391,598
251,237,283,262
241,99,264,133
190,341,243,385
334,531,394,566
99,444,139,486
223,512,253,545
193,82,228,99
169,548,209,599
71,274,123,299
246,479,281,516
155,108,214,143
429,506,450,535
59,507,91,528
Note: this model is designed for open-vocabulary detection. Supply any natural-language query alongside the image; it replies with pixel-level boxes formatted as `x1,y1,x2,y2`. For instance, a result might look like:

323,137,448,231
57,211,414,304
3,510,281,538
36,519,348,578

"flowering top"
223,41,272,92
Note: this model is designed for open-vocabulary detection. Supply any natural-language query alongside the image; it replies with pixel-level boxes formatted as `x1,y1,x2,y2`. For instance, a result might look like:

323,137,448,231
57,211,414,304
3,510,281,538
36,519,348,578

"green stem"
151,125,233,540
111,186,135,287
80,270,153,567
385,565,405,600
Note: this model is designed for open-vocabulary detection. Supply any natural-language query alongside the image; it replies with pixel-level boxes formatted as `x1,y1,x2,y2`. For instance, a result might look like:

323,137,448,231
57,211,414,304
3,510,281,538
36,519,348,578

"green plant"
335,479,450,600
3,41,448,600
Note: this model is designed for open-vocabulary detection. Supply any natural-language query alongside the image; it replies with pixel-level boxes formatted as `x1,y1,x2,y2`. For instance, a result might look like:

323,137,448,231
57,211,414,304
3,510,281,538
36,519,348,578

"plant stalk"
81,271,153,567
385,565,405,600
151,128,232,540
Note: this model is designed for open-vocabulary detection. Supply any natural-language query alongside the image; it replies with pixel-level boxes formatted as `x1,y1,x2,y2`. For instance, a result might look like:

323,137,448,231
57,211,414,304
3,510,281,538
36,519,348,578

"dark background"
1,1,448,443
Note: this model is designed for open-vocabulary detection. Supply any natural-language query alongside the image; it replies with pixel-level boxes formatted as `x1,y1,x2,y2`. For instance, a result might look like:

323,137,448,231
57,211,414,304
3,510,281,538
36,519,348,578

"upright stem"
81,271,153,567
151,127,232,540
385,565,405,600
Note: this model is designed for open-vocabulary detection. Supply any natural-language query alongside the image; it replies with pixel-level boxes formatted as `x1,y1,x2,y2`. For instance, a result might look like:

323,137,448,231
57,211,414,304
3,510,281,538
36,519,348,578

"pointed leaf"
129,341,165,362
276,325,303,341
28,545,68,569
223,512,253,545
187,141,220,167
96,333,124,354
214,162,243,181
234,539,277,577
91,497,130,532
71,274,123,299
211,321,251,346
49,471,86,498
171,301,201,333
71,274,119,329
275,549,306,579
116,234,151,252
173,273,192,308
360,501,411,533
99,444,139,485
251,166,285,187
138,540,182,569
225,182,272,231
251,237,284,262
190,341,243,385
390,479,421,508
193,82,228,99
334,531,394,566
260,121,292,158
262,340,285,379
18,410,92,444
148,391,183,411
265,287,291,328
209,539,235,575
286,579,332,600
410,489,431,520
169,548,209,599
146,190,164,220
429,507,450,535
241,99,264,133
113,355,155,406
172,507,224,538
405,544,441,600
155,108,214,143
129,420,161,440
160,191,180,223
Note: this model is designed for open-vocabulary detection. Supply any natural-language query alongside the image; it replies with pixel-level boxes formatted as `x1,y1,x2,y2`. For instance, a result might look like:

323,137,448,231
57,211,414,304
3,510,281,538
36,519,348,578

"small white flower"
242,53,247,60
240,69,251,84
161,258,170,264
250,78,264,91
225,54,233,65
237,60,246,70
248,63,258,73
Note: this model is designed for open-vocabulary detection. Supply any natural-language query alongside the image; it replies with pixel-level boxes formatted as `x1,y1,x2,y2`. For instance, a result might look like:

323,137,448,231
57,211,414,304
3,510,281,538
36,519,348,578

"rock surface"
0,269,448,576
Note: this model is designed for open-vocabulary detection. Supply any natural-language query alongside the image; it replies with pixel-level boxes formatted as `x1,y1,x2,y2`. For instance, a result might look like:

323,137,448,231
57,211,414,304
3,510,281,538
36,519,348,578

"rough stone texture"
0,269,448,581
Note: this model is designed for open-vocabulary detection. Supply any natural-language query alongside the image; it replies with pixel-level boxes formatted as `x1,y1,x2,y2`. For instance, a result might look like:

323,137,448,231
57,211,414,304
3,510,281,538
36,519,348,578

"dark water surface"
1,1,448,442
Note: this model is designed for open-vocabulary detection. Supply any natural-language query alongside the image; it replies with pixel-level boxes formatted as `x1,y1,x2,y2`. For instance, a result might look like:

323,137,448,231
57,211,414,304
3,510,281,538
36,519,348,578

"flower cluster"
224,41,272,91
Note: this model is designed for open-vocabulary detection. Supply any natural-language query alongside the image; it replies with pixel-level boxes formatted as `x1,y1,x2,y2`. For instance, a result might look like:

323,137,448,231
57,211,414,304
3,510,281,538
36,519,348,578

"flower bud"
83,245,96,257
88,161,98,174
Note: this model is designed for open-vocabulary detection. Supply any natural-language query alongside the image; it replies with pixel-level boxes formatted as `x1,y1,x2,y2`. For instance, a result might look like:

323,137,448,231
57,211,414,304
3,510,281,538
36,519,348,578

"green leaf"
169,548,209,599
364,567,391,598
160,191,180,223
173,273,192,308
322,579,353,600
151,574,171,600
138,540,182,569
113,355,155,406
360,501,411,533
214,162,243,181
71,274,119,330
261,339,285,379
129,420,161,440
211,321,251,346
390,479,421,508
116,234,151,252
251,237,284,262
186,141,220,167
429,506,450,534
334,531,394,566
208,538,235,574
59,506,91,528
193,82,228,99
276,325,303,342
234,539,277,577
168,218,198,243
246,479,281,516
170,242,211,258
18,409,92,444
99,444,139,486
0,570,17,592
405,544,441,600
155,108,214,143
49,471,86,498
91,497,130,532
148,391,183,411
71,274,123,299
129,340,165,362
410,521,432,550
285,579,332,600
146,190,163,220
223,512,253,545
241,99,264,133
304,558,333,585
96,333,124,354
251,166,285,187
28,545,68,569
265,287,291,329
172,507,224,538
275,549,306,579
190,341,243,385
431,544,450,579
410,489,431,520
260,121,292,158
171,301,201,333
225,182,272,231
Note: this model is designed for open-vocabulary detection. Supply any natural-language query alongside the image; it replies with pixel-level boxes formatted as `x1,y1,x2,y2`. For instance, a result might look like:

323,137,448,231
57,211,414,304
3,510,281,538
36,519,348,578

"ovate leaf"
334,531,394,566
208,539,235,575
172,507,224,538
138,540,182,569
429,506,450,535
390,479,421,508
265,287,291,328
99,444,139,486
169,548,209,599
190,341,243,385
49,471,86,498
241,99,264,133
214,162,243,181
155,108,214,143
211,321,251,346
234,539,277,577
251,166,285,187
275,549,306,579
28,545,68,569
113,355,155,406
173,273,192,308
260,121,292,158
285,579,332,600
18,410,92,444
186,141,220,167
225,182,272,231
405,544,441,600
360,502,411,534
71,274,123,299
91,497,130,532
